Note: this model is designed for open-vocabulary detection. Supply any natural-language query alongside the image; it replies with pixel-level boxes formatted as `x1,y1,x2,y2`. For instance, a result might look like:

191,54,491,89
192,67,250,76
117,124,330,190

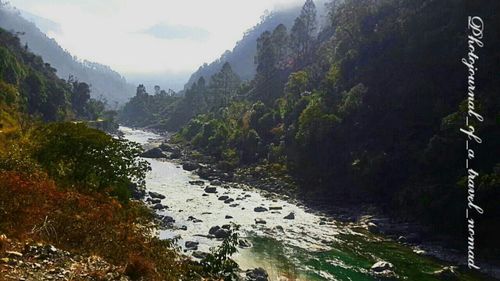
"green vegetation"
122,0,500,258
0,24,246,280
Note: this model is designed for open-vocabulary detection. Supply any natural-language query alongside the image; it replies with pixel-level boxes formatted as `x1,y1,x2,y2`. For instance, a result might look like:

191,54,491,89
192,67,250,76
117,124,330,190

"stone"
367,222,379,233
140,147,166,158
148,191,166,199
147,198,161,204
225,215,233,219
185,241,199,250
182,162,200,171
189,180,205,186
214,228,230,239
432,266,459,280
255,218,267,224
159,143,174,152
204,187,217,193
224,198,234,204
246,267,269,281
370,261,394,272
283,212,295,220
209,226,221,235
192,251,209,260
238,239,252,248
152,203,166,210
269,206,283,210
254,207,268,212
218,195,229,201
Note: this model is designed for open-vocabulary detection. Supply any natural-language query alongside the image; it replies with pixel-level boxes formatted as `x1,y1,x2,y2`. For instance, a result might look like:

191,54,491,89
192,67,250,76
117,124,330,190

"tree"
209,62,241,109
70,81,91,117
290,0,317,66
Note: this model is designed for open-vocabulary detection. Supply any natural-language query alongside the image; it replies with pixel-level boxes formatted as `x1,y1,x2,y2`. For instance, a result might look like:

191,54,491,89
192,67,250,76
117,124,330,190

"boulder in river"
432,266,459,280
225,215,233,219
269,206,283,210
169,149,182,159
147,198,161,204
254,207,268,212
185,241,199,250
140,147,166,158
192,251,209,260
370,261,393,272
189,180,205,186
238,239,252,248
204,187,217,193
214,228,230,239
148,191,166,199
209,226,220,235
182,162,200,171
205,186,217,193
245,267,269,281
218,195,229,201
152,203,167,210
159,142,174,152
284,212,295,220
224,198,234,204
255,218,267,225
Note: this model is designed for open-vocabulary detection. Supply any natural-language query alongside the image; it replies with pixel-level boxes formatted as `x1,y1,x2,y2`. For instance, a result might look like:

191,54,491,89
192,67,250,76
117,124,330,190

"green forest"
1,0,499,280
120,0,500,257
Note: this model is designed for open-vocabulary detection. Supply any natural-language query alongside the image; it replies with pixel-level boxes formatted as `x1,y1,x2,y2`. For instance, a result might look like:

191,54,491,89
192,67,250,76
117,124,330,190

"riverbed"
121,126,491,281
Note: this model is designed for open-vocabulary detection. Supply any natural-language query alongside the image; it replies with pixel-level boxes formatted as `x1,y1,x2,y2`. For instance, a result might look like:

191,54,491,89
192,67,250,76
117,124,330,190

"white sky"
10,0,302,77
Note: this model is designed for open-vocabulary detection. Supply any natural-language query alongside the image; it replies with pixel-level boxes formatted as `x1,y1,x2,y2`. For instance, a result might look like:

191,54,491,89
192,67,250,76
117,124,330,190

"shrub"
31,122,150,201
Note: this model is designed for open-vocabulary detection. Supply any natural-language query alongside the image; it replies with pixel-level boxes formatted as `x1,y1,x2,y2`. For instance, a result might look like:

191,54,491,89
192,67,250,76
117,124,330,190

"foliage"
31,122,150,201
200,225,240,280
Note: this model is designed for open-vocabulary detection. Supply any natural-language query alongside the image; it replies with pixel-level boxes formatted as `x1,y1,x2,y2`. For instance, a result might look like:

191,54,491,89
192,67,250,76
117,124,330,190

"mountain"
184,6,300,89
0,3,135,106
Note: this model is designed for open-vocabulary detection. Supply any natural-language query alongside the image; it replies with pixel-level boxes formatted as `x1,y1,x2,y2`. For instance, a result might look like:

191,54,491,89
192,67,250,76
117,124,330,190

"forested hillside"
0,27,228,280
121,0,500,257
0,2,135,105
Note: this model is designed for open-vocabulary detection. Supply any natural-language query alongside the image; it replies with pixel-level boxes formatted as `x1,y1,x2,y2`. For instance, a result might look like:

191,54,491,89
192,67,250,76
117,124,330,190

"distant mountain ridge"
184,2,328,89
184,8,299,89
0,4,135,106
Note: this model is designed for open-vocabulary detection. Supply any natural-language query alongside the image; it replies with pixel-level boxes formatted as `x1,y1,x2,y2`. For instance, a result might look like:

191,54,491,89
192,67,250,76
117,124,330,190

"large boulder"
140,147,166,158
254,207,268,212
370,261,393,272
182,162,200,171
128,183,145,200
245,267,269,281
204,187,217,193
185,241,199,250
214,228,230,239
159,142,175,152
209,226,221,235
148,191,166,199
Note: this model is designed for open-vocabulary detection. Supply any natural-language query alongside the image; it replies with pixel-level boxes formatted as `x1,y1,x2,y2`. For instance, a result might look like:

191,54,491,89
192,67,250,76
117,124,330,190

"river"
121,126,490,281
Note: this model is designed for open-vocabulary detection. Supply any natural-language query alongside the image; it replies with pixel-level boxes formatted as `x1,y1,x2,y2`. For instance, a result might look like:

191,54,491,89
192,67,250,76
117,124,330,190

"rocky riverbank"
133,130,500,280
0,235,130,281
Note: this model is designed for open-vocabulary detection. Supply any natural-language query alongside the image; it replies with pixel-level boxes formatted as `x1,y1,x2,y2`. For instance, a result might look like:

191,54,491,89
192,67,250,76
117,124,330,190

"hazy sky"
10,0,302,77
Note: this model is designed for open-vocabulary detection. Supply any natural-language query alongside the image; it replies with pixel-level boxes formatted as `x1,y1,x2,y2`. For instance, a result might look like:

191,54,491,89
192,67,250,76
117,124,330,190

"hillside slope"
0,4,135,105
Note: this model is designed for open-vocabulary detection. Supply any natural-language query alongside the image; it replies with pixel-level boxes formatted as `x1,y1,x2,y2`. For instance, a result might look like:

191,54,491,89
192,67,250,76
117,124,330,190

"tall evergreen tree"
290,0,317,66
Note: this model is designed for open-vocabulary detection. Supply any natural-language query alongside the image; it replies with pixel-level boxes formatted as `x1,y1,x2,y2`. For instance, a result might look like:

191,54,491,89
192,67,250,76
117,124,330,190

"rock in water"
218,195,229,201
209,226,221,235
148,191,166,199
238,239,252,248
214,229,230,239
182,162,200,171
283,212,295,220
246,267,269,281
140,147,166,158
255,218,267,224
432,266,459,280
204,187,217,193
185,241,199,250
370,261,394,272
254,207,268,212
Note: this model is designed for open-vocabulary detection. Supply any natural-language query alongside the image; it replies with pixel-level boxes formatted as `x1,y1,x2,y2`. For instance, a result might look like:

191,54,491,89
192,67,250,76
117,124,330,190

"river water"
121,126,488,281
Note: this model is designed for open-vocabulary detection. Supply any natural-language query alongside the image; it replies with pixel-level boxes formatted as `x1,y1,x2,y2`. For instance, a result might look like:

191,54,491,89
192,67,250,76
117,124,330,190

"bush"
31,122,150,201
